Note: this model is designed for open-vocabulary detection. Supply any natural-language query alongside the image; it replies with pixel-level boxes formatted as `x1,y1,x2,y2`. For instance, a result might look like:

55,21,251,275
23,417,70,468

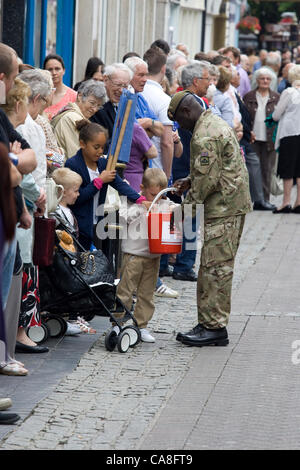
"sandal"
74,316,96,334
10,359,25,367
0,362,28,376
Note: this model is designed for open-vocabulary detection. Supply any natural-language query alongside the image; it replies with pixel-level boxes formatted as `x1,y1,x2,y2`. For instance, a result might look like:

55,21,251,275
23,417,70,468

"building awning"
206,0,223,15
179,0,205,11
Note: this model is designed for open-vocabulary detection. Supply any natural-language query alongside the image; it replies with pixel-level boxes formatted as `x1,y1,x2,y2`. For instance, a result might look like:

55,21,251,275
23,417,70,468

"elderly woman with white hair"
52,79,107,159
167,50,189,71
243,66,280,203
251,52,279,92
272,64,300,213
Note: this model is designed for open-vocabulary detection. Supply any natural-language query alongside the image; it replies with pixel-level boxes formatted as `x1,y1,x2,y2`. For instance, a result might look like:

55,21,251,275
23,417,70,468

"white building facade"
73,0,241,85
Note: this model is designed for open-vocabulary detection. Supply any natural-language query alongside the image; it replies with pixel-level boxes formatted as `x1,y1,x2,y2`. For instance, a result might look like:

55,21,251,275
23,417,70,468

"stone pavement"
1,196,300,450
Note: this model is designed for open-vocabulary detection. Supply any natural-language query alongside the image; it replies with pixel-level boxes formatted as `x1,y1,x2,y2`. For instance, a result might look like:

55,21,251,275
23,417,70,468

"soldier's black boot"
180,325,229,347
176,323,204,342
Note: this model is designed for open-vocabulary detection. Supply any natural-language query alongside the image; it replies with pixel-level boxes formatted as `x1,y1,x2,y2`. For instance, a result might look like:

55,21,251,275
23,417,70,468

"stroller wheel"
27,323,49,344
45,317,67,338
122,325,140,347
117,331,130,353
105,329,118,351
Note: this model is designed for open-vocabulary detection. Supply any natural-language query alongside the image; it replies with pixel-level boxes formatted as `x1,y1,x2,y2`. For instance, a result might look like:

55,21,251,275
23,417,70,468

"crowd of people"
1,37,300,424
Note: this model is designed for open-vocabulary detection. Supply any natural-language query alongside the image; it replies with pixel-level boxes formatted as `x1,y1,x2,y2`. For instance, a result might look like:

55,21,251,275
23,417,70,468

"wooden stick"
107,100,133,171
106,113,120,171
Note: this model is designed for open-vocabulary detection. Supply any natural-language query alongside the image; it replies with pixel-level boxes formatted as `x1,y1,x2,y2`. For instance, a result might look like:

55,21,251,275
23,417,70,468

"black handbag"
40,212,115,314
40,247,115,316
50,248,114,295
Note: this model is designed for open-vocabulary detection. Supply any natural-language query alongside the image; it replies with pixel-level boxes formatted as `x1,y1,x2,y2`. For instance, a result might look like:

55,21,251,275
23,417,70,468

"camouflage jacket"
184,110,252,219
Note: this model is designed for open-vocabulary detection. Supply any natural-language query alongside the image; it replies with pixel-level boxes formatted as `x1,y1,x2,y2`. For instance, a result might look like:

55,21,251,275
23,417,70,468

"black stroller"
36,214,141,353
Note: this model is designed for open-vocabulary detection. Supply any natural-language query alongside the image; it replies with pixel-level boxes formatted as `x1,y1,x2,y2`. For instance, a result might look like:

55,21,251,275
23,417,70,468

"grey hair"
255,66,275,81
103,62,133,80
18,69,52,100
124,56,148,73
166,52,188,70
181,61,210,89
288,64,300,85
77,79,107,101
266,52,281,67
208,64,220,78
169,48,186,58
38,69,54,88
165,66,176,86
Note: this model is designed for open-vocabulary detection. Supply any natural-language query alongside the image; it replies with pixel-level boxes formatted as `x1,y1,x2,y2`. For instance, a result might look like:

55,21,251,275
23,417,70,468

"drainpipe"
201,0,207,51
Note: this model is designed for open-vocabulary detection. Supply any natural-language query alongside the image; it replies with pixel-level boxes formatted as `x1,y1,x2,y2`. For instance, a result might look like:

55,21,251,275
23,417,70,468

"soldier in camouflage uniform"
168,90,252,346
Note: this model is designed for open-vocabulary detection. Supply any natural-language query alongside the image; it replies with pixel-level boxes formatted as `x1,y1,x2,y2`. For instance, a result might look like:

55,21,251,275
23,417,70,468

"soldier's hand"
173,177,191,195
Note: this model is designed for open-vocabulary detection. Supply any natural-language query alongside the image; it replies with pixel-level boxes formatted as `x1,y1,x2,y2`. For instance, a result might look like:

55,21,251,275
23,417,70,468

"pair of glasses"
108,76,129,89
86,100,102,110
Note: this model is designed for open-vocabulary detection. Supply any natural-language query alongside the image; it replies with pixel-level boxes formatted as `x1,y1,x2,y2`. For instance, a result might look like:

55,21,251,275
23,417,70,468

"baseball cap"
167,90,193,121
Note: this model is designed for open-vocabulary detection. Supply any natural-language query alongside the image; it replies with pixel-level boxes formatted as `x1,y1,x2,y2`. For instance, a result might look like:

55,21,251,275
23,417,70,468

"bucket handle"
146,187,180,215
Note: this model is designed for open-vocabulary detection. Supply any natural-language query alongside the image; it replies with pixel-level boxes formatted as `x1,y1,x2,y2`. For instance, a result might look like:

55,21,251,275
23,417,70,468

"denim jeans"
159,254,169,271
173,216,199,274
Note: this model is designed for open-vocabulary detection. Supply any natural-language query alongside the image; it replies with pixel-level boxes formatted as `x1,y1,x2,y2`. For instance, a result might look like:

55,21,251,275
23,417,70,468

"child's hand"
99,170,116,183
10,141,22,155
141,200,153,211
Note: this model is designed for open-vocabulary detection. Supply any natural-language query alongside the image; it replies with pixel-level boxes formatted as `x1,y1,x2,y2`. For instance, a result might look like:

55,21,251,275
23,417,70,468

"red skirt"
19,265,41,328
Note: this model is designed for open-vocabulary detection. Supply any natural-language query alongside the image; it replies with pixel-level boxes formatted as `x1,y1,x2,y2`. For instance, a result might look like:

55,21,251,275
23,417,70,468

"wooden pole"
106,100,133,171
106,113,120,171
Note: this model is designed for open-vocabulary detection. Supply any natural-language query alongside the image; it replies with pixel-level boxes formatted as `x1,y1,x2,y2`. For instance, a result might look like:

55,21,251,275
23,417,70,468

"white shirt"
253,91,269,142
225,85,242,126
120,198,178,258
87,167,100,224
273,86,300,149
58,205,74,227
141,79,173,170
17,113,47,189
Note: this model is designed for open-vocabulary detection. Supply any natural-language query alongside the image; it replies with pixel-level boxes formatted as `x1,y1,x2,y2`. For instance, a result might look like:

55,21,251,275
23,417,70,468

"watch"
8,152,19,166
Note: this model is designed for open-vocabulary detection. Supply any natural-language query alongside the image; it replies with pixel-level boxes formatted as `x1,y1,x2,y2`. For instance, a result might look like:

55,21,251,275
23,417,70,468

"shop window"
46,0,57,55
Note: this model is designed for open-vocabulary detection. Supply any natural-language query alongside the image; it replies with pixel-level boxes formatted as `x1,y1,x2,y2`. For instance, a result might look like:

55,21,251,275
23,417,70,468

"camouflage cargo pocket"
202,222,234,268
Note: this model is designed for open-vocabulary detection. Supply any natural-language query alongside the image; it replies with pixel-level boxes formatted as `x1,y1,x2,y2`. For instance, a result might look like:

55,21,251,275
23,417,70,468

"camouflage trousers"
197,214,245,329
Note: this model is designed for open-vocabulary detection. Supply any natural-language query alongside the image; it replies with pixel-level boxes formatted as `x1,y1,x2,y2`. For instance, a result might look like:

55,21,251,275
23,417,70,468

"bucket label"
161,221,182,245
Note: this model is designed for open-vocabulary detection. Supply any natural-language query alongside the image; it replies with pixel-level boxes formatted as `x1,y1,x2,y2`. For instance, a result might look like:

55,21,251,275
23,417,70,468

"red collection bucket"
147,188,182,255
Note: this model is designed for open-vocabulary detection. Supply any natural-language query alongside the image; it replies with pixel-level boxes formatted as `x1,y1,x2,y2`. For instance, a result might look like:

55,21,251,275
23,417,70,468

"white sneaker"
65,322,82,336
155,283,179,298
140,328,155,343
0,398,12,411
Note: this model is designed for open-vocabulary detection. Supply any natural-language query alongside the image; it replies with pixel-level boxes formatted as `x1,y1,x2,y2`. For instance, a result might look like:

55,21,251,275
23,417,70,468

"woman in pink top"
43,54,77,121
